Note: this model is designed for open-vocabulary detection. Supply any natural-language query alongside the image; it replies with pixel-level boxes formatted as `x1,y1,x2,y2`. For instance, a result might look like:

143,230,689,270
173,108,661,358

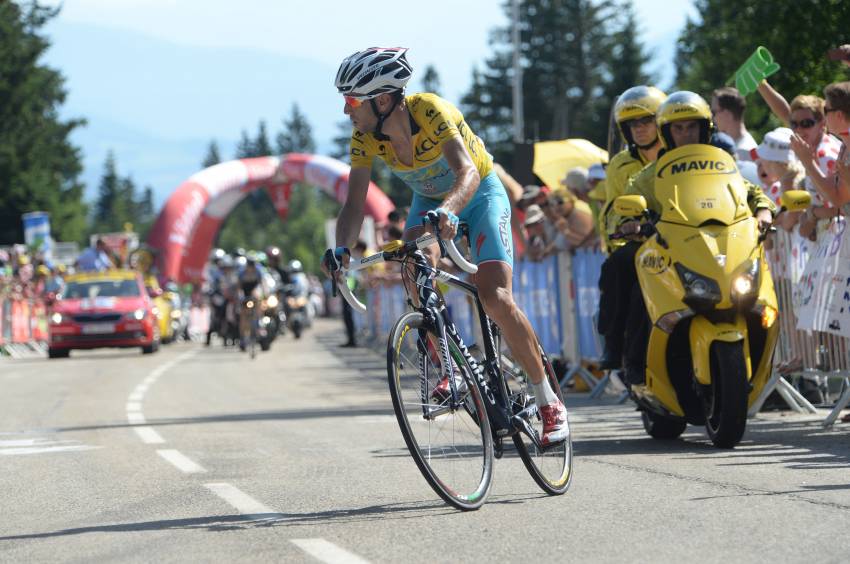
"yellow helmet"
614,86,667,146
656,91,714,150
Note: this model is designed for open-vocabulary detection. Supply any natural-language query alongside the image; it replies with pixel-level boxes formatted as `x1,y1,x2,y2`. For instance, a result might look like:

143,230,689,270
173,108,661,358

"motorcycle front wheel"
703,341,749,448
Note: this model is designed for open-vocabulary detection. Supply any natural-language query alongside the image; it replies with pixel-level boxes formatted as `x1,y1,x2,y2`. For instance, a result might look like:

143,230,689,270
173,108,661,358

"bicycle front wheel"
505,341,573,495
387,311,493,511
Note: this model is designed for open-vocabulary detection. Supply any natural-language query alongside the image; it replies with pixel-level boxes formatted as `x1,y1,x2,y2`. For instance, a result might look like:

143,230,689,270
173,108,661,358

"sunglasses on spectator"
790,118,817,130
626,115,655,129
344,96,364,108
824,106,838,114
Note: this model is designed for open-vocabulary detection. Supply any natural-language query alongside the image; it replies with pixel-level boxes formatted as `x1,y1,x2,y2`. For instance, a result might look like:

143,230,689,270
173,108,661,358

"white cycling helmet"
335,47,413,100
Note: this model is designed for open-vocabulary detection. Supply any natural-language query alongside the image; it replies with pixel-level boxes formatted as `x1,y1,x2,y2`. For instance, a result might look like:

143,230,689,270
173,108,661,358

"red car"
48,270,160,358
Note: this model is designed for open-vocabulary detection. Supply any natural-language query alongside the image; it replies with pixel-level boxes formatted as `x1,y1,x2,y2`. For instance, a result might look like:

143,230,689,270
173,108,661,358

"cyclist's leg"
461,174,566,444
402,193,444,298
459,173,542,375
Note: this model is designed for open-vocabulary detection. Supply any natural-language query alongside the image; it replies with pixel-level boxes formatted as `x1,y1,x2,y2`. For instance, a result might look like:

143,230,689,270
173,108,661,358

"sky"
40,0,697,205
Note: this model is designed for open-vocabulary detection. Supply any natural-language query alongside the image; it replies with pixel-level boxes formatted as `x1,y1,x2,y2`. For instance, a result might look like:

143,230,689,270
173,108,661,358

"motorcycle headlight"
732,260,759,298
170,309,182,319
50,312,64,324
675,263,721,311
266,295,278,308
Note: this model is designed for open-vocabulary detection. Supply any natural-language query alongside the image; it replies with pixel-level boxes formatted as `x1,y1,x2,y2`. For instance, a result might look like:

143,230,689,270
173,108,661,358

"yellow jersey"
349,93,493,199
600,148,650,251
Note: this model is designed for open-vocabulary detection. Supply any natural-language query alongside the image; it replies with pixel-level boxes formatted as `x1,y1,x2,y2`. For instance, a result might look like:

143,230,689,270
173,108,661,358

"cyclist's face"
669,120,701,147
344,98,374,133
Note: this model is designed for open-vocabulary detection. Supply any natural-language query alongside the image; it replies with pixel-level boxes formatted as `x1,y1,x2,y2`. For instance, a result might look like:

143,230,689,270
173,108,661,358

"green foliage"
675,0,850,136
215,109,339,273
0,1,88,244
277,104,316,154
201,140,221,168
422,64,442,95
90,151,156,237
461,0,652,167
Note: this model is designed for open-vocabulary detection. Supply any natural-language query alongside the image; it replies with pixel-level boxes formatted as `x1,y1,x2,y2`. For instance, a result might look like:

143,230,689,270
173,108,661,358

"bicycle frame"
404,249,531,441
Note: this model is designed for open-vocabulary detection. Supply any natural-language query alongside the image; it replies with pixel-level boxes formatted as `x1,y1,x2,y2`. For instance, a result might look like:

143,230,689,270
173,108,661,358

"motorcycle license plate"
82,323,115,334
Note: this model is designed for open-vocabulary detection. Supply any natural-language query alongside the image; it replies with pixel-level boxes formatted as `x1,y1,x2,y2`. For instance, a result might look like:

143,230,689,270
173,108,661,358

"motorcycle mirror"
614,195,648,218
780,190,811,212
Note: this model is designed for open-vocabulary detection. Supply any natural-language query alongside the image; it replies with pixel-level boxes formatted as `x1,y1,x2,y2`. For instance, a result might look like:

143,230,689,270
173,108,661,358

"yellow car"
144,276,175,344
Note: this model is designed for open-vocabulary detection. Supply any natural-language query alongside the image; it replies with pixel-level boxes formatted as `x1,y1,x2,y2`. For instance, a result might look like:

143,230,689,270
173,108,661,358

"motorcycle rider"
598,86,667,368
611,91,776,385
265,245,291,286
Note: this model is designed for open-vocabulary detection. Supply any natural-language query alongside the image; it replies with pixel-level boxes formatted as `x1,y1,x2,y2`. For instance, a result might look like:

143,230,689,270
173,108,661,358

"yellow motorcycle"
614,145,810,448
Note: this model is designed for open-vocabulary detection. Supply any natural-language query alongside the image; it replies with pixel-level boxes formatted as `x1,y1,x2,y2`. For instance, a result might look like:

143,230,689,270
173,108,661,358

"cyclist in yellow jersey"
322,47,567,445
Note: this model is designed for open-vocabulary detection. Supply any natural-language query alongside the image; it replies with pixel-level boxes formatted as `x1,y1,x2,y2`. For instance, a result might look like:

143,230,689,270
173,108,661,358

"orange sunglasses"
344,96,364,108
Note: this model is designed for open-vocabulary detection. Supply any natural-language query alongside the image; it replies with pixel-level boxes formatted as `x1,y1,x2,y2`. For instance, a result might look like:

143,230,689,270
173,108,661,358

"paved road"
2,318,848,563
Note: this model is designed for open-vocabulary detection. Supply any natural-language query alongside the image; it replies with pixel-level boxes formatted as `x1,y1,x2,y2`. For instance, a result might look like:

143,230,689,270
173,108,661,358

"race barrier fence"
0,297,50,358
356,230,850,426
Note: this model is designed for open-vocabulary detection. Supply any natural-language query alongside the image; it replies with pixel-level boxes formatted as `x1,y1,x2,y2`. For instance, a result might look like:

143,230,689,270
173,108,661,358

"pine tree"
254,121,272,157
422,64,442,95
235,129,254,158
276,104,316,154
0,2,88,244
460,0,651,166
93,152,120,232
202,140,222,168
330,120,352,162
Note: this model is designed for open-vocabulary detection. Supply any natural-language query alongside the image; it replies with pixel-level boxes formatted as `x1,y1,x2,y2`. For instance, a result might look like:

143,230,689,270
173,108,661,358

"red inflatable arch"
147,153,393,283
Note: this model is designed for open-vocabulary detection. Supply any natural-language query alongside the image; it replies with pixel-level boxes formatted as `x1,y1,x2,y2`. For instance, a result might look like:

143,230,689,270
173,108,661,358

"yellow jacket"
600,149,650,251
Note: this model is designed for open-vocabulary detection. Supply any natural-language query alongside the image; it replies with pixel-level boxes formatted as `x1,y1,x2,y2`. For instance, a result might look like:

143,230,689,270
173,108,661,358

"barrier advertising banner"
795,217,850,337
513,256,562,354
571,249,606,360
22,211,52,262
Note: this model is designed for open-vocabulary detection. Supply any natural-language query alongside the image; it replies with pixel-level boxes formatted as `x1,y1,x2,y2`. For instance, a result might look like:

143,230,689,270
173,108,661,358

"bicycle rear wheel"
502,336,573,495
387,311,493,511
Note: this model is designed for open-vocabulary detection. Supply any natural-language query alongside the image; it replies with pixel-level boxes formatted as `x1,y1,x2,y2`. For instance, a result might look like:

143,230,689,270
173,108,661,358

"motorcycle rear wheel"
704,341,749,448
641,411,686,439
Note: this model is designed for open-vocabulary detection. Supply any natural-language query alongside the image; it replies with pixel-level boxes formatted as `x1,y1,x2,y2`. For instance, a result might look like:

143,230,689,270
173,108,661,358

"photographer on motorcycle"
608,91,776,385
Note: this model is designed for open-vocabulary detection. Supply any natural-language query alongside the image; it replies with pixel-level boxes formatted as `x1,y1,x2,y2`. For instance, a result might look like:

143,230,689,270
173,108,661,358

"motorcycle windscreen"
654,145,751,226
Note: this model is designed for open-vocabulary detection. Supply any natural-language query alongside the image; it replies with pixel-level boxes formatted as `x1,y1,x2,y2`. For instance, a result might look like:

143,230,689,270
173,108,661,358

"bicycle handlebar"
334,228,478,315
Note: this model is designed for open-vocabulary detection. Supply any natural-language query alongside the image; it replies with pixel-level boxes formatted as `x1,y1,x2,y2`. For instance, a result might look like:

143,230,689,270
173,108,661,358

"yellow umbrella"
532,138,608,191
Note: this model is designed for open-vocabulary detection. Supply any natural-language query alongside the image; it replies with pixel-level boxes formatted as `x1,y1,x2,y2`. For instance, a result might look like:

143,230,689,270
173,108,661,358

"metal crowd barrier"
0,296,49,358
753,219,850,427
359,255,566,357
352,229,850,426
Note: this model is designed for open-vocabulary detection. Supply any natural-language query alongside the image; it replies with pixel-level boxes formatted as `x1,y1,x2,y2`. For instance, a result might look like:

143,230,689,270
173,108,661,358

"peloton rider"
322,47,568,446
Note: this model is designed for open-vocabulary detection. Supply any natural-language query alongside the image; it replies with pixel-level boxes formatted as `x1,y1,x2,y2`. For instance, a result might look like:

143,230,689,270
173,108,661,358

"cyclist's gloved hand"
434,207,460,240
321,246,350,277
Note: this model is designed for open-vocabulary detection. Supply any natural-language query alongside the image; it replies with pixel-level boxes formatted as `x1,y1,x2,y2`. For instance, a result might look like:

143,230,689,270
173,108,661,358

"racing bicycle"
335,213,573,510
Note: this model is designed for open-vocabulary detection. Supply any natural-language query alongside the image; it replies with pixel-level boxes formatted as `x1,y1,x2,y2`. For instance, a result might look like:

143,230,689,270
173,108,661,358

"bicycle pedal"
493,437,504,459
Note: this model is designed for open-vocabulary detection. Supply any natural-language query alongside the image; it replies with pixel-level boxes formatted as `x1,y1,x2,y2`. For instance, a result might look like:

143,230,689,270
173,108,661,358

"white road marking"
127,412,146,425
0,444,101,456
125,348,199,442
134,426,165,444
157,449,206,473
204,483,280,516
290,538,371,564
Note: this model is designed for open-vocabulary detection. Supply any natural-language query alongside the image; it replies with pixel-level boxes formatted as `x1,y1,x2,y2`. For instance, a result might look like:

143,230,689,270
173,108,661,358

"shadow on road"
0,494,548,541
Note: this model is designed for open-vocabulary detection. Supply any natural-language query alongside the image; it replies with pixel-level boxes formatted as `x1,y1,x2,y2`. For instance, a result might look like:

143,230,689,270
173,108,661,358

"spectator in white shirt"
711,87,758,162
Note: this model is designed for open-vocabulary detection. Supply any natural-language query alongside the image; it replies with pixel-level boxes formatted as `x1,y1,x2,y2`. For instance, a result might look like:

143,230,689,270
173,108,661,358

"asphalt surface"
1,318,849,563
